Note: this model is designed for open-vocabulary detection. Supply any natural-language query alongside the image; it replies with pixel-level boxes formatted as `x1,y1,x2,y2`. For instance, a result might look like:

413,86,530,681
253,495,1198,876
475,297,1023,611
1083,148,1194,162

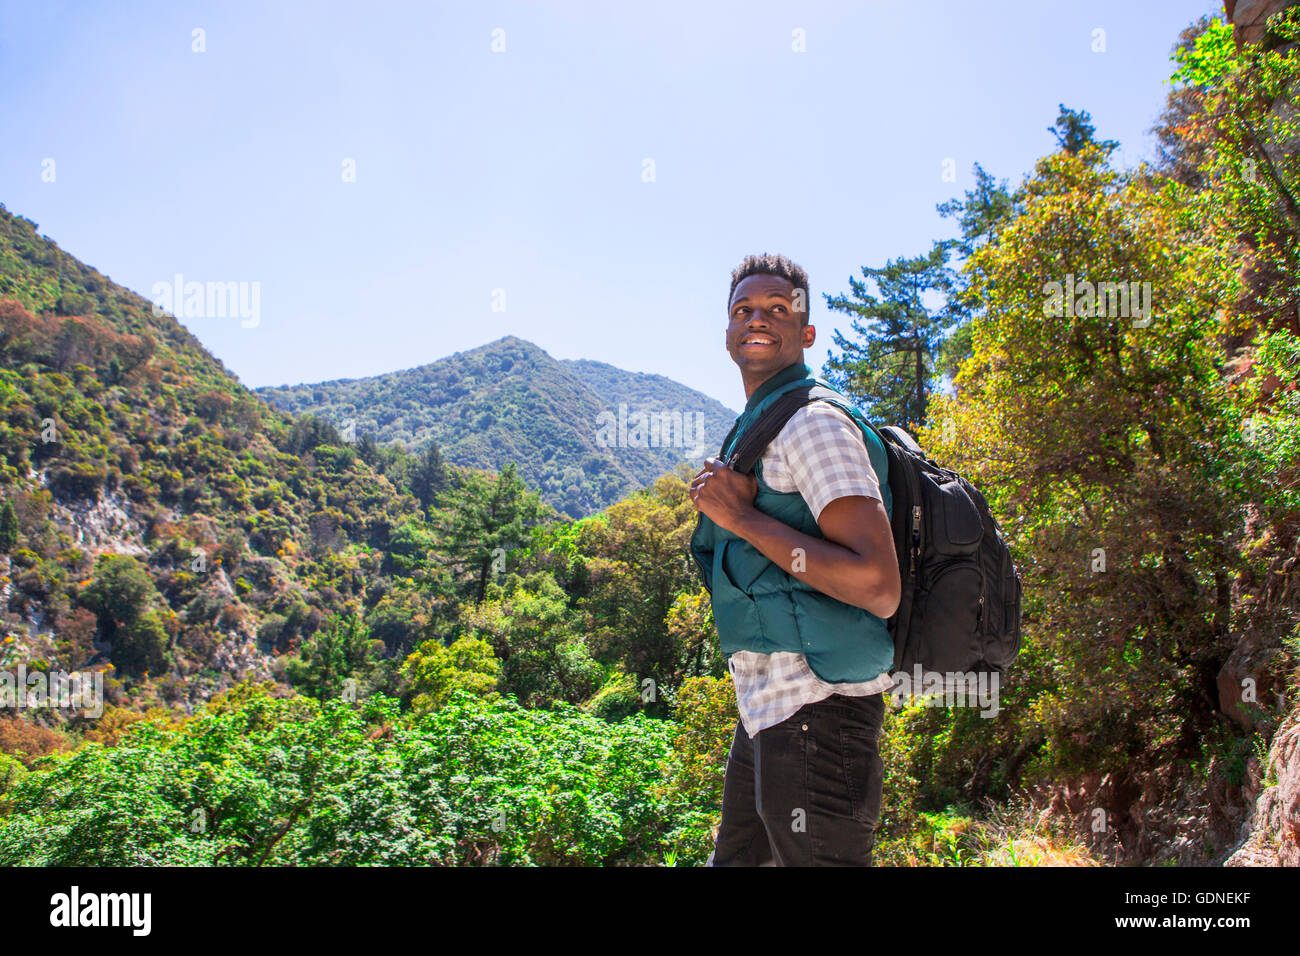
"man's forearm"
729,506,891,615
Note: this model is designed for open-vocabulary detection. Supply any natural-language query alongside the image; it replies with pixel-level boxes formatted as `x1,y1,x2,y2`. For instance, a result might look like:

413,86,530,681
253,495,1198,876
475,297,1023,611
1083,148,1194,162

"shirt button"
801,723,808,731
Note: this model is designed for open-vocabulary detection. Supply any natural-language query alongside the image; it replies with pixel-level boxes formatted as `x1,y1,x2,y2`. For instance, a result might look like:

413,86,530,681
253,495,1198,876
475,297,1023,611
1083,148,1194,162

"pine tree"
821,243,961,430
0,498,18,551
427,463,552,605
934,163,1020,379
1049,104,1119,157
410,441,449,509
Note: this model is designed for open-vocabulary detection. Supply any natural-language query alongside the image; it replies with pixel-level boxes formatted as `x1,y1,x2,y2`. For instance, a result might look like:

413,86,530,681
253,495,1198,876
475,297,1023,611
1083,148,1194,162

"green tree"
821,243,962,429
667,675,738,811
926,142,1247,783
667,586,724,680
934,163,1021,379
427,463,553,606
580,471,699,706
1048,104,1119,157
401,635,500,715
1171,9,1300,323
285,614,387,701
0,497,18,551
459,572,600,709
410,441,449,509
80,554,169,676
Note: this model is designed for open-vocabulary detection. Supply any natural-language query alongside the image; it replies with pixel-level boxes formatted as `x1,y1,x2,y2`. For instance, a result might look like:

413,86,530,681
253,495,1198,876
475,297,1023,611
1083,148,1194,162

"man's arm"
690,458,901,619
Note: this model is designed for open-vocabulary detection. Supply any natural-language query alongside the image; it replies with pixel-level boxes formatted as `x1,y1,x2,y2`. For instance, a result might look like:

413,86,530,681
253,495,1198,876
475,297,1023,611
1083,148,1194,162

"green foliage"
285,614,388,702
82,553,156,630
81,553,170,676
1170,8,1300,318
666,675,737,813
427,463,555,606
821,243,962,429
667,586,725,680
116,609,169,677
0,684,707,866
579,469,701,709
0,497,17,550
1169,16,1238,89
926,145,1244,781
1047,104,1119,157
933,163,1022,379
1243,330,1300,514
401,635,500,715
0,752,25,795
457,572,600,709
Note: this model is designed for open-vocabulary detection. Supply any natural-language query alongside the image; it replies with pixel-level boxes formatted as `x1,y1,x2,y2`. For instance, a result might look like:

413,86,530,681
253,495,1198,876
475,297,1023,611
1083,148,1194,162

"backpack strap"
727,383,905,477
727,386,818,474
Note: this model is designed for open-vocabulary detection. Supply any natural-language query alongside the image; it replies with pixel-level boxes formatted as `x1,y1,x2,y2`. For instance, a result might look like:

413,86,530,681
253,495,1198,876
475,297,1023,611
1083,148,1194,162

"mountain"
257,339,739,518
0,200,724,714
0,202,454,707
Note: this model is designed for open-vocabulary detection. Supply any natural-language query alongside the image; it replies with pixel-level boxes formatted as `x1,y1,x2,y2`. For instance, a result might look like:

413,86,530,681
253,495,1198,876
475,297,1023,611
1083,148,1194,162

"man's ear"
803,323,816,349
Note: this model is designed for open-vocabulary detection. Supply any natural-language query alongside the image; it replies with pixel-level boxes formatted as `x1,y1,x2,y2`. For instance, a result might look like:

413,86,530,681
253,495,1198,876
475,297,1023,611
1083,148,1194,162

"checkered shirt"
727,398,894,740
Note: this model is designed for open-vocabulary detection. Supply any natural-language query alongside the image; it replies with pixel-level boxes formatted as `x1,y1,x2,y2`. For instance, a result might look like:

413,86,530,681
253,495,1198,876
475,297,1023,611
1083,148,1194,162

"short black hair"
728,253,810,325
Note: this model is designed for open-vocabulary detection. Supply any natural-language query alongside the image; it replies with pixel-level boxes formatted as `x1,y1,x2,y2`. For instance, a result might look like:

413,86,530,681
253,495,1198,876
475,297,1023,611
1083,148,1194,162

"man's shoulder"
771,392,867,450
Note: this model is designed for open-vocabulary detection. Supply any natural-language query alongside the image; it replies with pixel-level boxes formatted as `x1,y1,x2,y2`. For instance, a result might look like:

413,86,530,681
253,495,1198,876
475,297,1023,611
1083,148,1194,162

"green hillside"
258,338,738,519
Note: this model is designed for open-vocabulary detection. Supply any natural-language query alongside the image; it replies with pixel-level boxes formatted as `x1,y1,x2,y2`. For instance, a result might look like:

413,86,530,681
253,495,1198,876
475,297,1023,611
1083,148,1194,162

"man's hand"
693,466,900,617
690,457,758,534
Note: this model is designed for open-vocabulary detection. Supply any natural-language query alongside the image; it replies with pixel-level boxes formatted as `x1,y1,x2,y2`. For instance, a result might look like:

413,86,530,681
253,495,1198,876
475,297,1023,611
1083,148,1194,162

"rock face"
1225,0,1300,47
1225,706,1300,865
48,491,148,557
1217,627,1287,732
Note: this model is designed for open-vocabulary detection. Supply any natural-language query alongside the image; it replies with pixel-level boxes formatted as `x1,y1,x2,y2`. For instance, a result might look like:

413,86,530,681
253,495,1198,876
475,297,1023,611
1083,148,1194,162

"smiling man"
690,252,900,866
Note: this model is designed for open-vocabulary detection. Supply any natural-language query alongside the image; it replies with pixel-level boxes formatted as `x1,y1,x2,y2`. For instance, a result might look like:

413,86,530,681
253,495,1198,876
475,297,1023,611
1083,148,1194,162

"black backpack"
722,385,1022,679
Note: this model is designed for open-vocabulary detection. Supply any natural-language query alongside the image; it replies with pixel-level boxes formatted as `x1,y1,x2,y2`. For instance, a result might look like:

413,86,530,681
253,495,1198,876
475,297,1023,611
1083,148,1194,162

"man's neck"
741,359,812,411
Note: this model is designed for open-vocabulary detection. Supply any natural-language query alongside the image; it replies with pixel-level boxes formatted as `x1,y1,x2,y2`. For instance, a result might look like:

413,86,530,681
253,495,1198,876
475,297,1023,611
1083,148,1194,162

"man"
689,252,900,866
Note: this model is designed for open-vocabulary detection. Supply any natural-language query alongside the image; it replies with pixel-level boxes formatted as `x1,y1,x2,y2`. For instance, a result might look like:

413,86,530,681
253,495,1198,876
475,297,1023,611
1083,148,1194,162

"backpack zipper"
910,504,922,574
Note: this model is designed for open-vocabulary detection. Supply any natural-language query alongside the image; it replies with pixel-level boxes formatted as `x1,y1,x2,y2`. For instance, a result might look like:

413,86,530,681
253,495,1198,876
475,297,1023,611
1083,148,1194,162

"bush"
0,686,698,866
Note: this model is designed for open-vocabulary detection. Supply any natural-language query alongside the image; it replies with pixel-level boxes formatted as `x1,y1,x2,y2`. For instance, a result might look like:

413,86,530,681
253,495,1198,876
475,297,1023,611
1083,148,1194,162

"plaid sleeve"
771,401,881,523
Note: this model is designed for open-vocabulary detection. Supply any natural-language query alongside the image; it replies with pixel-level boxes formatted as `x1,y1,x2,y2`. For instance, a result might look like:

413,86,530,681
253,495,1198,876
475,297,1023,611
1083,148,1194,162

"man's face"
726,273,815,382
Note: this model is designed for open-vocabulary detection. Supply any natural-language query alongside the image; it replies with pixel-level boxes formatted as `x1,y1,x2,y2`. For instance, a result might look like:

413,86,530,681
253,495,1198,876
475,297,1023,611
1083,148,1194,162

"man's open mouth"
740,335,778,350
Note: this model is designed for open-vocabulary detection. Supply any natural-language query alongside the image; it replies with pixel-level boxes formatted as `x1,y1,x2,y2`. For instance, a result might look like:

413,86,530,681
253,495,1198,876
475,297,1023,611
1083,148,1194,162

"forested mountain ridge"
258,338,738,519
0,199,733,866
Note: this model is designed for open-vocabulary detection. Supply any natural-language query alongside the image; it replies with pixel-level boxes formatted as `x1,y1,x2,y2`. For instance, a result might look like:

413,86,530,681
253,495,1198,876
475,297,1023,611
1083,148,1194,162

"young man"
689,253,901,866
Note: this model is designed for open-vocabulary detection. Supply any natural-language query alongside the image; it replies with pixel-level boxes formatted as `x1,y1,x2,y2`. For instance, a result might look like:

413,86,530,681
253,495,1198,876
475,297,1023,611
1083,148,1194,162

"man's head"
726,253,815,395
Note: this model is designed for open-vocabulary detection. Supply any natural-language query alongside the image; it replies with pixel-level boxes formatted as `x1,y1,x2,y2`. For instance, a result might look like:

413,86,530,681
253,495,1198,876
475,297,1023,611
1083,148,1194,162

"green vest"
689,361,894,683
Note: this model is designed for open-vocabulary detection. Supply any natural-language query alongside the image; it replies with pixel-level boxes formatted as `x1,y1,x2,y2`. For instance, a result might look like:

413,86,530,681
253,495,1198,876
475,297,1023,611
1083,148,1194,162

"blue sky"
0,0,1221,412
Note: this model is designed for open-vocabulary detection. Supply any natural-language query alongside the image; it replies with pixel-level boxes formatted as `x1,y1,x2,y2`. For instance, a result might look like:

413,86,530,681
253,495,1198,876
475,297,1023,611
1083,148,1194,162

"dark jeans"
708,692,886,866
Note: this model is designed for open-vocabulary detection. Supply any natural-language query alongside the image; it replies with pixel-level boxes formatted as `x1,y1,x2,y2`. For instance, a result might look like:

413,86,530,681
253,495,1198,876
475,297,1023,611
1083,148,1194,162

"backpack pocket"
909,560,983,674
923,475,983,557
